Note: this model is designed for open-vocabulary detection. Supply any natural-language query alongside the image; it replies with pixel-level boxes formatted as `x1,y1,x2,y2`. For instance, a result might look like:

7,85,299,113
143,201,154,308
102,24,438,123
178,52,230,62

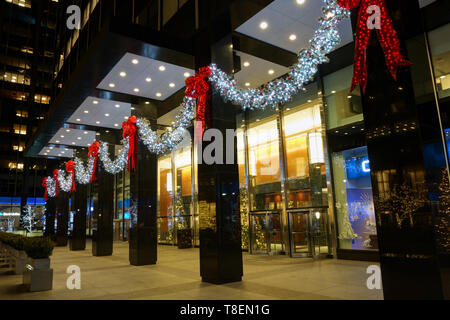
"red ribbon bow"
337,0,412,93
122,116,138,171
185,66,213,136
65,160,76,192
88,141,100,183
52,169,59,197
42,177,48,202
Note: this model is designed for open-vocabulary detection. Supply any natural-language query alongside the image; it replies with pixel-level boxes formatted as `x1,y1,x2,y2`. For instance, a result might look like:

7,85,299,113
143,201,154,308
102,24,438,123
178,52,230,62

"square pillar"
92,165,115,256
129,104,158,266
70,184,87,251
55,192,69,246
358,0,449,299
195,26,243,283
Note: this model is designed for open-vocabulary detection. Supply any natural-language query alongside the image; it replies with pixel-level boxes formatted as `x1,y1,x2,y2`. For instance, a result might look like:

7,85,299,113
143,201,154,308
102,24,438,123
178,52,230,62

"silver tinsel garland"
57,169,73,193
45,177,56,198
137,97,196,155
74,157,95,185
208,0,349,111
98,139,130,174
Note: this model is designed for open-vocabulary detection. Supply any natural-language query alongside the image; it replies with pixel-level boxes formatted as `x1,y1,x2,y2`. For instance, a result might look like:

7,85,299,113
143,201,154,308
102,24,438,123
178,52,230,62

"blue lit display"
345,155,370,179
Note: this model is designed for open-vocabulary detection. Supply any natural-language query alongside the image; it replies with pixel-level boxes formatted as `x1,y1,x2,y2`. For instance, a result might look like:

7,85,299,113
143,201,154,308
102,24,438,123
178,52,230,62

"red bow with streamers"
52,169,59,197
65,160,76,192
42,178,48,202
337,0,412,93
185,66,212,135
122,116,138,171
88,141,100,183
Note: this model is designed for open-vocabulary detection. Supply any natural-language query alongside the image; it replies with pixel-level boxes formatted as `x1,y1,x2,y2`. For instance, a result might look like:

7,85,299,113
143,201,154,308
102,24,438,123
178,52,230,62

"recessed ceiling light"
114,124,119,127
77,137,82,140
124,116,128,120
61,151,65,154
84,110,89,114
331,90,336,94
76,119,81,122
84,131,88,134
115,104,120,108
259,21,268,30
245,82,250,87
105,113,110,117
93,100,99,104
243,61,250,67
66,129,70,132
96,121,100,124
145,101,150,105
120,71,127,77
60,135,65,138
156,92,162,97
146,77,152,82
58,154,62,157
159,65,166,71
134,88,140,93
268,69,275,75
56,140,60,143
96,133,100,136
132,59,139,65
289,34,297,41
109,83,115,88
184,72,191,78
49,147,54,150
72,142,76,145
296,0,305,4
169,83,175,88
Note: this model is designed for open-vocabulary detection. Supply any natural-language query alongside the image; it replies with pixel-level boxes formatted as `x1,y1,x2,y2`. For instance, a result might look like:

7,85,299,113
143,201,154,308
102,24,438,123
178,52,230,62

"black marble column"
358,0,449,299
44,197,56,239
55,193,69,246
92,164,115,256
128,104,158,266
195,10,243,284
70,184,87,251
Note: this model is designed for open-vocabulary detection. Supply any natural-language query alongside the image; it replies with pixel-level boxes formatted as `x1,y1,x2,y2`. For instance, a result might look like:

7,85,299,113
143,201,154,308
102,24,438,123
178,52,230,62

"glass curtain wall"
237,82,332,257
157,143,196,246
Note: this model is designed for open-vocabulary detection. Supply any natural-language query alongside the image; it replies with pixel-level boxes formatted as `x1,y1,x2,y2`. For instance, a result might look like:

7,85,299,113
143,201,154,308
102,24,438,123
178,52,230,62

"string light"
98,139,130,175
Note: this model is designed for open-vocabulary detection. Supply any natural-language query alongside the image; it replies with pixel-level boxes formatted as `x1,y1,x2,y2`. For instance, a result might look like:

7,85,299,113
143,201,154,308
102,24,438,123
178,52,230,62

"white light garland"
137,97,196,155
98,139,130,174
208,0,349,110
74,157,95,185
45,177,56,198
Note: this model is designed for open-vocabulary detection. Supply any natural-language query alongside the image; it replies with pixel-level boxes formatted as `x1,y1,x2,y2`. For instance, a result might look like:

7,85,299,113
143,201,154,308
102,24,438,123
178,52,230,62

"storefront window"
332,146,378,250
157,154,174,244
283,100,327,208
324,65,363,129
428,23,450,99
247,108,281,211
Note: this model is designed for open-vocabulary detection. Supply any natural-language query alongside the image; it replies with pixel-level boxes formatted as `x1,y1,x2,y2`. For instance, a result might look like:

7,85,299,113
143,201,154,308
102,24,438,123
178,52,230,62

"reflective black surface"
56,192,69,247
70,184,87,251
44,197,56,239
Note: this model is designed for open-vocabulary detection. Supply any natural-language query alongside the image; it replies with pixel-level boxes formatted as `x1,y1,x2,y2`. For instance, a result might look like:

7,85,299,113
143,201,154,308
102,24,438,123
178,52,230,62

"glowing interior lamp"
309,132,324,164
166,172,173,193
315,211,321,220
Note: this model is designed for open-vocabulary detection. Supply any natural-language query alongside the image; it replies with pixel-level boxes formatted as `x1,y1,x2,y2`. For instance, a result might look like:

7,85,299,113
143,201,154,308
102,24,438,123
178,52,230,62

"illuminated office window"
5,0,31,8
13,124,27,135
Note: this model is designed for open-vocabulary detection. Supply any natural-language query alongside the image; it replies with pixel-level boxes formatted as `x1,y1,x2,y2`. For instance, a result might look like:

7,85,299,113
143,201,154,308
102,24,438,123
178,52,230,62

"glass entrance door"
288,210,311,257
250,211,283,255
288,207,330,258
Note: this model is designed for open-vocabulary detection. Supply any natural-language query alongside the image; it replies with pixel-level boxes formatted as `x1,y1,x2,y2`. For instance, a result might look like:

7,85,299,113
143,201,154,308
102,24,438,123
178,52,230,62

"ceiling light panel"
67,97,131,129
235,0,353,54
97,53,195,101
234,51,290,88
38,147,74,159
48,128,97,148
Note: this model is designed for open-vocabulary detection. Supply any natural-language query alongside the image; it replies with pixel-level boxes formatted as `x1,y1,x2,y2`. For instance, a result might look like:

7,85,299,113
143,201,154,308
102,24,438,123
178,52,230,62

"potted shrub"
22,237,55,292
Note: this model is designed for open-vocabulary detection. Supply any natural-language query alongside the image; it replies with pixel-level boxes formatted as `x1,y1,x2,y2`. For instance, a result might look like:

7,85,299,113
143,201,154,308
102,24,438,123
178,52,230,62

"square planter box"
23,258,53,292
14,251,27,275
